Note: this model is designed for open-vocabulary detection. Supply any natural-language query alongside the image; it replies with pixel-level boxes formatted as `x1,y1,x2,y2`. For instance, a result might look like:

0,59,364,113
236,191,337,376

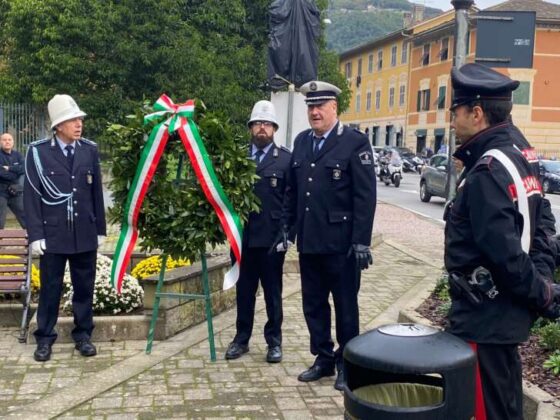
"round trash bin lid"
378,323,439,337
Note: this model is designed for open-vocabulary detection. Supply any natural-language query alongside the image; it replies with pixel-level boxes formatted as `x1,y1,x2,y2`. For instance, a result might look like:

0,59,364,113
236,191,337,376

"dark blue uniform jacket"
282,122,376,254
24,137,106,254
244,144,292,248
0,149,24,198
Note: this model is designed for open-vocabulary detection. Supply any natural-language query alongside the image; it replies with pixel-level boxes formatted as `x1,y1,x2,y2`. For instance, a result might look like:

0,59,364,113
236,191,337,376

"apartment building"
340,0,560,156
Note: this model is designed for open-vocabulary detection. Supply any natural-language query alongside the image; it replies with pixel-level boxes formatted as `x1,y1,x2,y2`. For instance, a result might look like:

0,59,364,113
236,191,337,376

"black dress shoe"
334,368,344,391
225,342,249,360
34,343,52,362
75,340,97,357
266,345,282,363
297,365,335,382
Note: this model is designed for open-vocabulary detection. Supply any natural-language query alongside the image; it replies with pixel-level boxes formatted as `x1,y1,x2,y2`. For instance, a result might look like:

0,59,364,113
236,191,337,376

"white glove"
31,239,46,256
97,235,106,247
276,240,294,252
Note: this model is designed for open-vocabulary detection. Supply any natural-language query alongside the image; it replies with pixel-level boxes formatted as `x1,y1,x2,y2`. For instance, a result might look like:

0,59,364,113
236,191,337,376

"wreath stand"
145,155,216,361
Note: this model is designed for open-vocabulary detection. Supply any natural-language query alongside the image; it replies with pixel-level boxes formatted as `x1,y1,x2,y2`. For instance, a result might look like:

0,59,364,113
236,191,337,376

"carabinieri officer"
278,81,376,390
24,94,106,362
445,64,560,419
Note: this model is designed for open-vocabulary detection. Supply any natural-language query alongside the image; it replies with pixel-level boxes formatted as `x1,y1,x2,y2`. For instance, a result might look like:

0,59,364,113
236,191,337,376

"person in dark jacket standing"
225,101,291,363
0,133,26,228
24,94,106,362
444,64,560,420
278,81,376,390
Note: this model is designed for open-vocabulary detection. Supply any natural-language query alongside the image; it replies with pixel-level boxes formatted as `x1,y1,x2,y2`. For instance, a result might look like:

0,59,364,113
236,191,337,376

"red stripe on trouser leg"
469,342,487,420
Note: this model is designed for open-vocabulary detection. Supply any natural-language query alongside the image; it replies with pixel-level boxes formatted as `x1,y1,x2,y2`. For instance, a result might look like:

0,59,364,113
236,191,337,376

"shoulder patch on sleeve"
359,150,373,165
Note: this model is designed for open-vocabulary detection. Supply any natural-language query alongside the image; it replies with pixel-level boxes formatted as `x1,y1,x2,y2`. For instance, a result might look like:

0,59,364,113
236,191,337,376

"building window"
391,45,397,67
401,42,408,64
513,81,530,105
366,92,372,111
421,43,430,66
399,85,406,106
377,50,383,70
357,58,362,76
375,90,381,110
389,87,395,108
356,93,361,113
437,86,446,109
417,88,431,111
368,54,374,73
440,37,449,61
345,62,352,78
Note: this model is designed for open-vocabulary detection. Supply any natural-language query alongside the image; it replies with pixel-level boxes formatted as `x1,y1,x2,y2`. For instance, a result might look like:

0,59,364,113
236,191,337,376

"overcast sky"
426,0,560,11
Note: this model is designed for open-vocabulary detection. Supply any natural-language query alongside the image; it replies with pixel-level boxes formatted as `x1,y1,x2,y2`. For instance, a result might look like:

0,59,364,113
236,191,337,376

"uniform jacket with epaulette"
282,122,376,254
445,122,552,344
24,137,106,254
244,144,291,248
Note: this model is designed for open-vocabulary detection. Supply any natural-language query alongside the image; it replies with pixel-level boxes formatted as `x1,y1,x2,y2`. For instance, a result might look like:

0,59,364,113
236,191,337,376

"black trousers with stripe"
474,343,523,420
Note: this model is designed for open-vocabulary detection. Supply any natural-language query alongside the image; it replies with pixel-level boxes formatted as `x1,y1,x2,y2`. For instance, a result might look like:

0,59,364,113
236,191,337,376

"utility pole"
447,0,473,201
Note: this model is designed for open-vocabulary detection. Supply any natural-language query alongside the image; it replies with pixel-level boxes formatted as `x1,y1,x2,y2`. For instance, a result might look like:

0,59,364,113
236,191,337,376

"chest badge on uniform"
333,169,342,180
86,172,93,184
359,151,372,165
270,177,277,187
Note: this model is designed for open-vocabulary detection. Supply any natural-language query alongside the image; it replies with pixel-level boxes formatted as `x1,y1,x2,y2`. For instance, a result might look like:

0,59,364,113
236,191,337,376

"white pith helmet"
48,94,87,129
247,100,279,129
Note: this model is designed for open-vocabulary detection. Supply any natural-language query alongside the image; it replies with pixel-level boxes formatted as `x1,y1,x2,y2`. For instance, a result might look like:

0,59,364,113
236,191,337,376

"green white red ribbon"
110,94,243,293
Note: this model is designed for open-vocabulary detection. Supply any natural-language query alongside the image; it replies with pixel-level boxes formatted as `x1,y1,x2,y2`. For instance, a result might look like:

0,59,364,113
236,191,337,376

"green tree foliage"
106,100,259,259
326,10,404,53
0,0,348,139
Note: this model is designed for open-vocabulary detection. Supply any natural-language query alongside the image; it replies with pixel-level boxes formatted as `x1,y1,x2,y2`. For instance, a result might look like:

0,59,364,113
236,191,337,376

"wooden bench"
0,229,32,342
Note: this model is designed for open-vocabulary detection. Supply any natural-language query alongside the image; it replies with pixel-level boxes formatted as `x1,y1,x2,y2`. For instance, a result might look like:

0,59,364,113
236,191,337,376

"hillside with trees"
326,0,442,52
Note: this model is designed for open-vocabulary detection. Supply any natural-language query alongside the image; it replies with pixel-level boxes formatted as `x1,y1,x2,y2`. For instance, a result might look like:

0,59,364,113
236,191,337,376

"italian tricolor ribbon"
110,94,243,293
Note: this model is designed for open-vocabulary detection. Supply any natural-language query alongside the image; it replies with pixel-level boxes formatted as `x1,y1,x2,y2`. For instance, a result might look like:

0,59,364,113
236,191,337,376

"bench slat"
0,275,27,281
0,282,24,291
0,230,27,238
0,258,27,265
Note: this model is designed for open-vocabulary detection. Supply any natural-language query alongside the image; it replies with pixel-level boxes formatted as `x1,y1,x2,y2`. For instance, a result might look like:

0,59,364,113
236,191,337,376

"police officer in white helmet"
24,94,106,362
224,100,292,363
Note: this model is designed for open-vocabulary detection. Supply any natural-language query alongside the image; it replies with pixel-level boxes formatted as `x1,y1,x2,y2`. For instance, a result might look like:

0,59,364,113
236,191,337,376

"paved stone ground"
0,202,444,419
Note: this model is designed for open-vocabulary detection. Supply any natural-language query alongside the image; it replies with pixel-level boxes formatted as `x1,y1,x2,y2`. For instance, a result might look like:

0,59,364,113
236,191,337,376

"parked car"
539,159,560,193
419,154,449,202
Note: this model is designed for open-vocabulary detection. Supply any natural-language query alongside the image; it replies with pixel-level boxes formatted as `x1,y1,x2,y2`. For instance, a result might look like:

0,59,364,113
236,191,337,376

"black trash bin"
343,323,476,420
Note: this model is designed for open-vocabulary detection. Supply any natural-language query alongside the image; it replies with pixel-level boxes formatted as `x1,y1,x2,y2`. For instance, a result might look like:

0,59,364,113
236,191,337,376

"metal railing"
0,103,49,153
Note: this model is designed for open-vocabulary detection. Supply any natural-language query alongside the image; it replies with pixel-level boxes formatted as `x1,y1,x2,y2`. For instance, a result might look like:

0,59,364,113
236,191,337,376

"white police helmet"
247,100,279,129
48,94,87,129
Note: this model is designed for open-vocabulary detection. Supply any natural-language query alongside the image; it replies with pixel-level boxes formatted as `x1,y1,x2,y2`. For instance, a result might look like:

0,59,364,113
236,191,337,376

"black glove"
269,225,289,255
540,283,560,320
347,244,373,270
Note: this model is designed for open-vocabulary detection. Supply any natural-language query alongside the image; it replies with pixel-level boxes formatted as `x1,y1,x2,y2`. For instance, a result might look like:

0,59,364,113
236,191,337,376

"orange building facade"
340,0,560,157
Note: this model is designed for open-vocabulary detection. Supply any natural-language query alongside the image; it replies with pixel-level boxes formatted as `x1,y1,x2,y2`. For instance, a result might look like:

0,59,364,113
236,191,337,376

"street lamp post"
447,0,474,201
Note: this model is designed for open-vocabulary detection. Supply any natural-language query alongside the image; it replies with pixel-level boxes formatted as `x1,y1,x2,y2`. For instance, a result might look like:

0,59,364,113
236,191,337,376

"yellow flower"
0,254,40,292
131,255,190,280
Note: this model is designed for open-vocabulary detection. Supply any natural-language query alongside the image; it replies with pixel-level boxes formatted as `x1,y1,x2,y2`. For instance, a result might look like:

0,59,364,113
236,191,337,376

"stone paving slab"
0,202,445,419
56,242,439,419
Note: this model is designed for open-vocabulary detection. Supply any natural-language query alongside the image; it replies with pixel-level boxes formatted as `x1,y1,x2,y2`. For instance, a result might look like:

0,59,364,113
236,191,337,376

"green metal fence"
0,103,49,153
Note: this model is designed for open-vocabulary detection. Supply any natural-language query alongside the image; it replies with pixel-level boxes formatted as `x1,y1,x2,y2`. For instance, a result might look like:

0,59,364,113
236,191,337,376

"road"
377,172,560,231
